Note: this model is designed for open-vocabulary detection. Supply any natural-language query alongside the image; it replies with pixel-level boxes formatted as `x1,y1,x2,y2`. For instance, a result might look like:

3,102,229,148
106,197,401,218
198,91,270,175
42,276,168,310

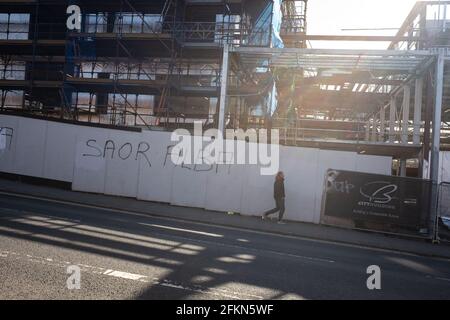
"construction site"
0,0,449,174
0,0,449,239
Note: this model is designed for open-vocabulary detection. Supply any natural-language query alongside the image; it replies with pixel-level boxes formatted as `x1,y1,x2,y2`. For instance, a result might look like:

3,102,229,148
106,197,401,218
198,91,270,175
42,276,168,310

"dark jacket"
274,178,285,199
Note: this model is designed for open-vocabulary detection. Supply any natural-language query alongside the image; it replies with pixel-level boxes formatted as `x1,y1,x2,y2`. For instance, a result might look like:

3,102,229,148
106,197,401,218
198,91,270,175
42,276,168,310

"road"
0,192,449,300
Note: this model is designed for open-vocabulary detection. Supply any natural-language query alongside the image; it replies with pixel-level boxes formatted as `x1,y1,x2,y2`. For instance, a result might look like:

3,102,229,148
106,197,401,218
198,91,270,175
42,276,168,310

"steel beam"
413,77,423,145
402,85,411,144
289,35,423,42
389,97,397,143
232,47,432,56
379,106,386,142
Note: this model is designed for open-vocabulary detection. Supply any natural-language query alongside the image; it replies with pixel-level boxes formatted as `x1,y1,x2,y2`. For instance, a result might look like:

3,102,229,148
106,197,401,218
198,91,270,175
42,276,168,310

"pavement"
1,191,450,299
0,177,449,260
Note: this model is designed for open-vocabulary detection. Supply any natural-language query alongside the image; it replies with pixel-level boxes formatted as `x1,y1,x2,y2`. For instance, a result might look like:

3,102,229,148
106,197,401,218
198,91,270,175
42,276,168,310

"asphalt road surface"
0,192,450,300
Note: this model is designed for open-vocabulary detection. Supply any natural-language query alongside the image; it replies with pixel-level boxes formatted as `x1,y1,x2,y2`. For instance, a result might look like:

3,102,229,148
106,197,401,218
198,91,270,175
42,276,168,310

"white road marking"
103,270,147,281
0,248,264,300
436,277,450,282
435,277,450,282
139,223,223,238
426,275,450,282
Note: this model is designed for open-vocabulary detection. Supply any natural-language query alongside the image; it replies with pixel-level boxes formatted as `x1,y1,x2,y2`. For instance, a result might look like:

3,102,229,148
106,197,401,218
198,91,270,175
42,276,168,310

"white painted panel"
279,146,319,223
239,142,274,217
442,152,450,183
103,131,142,198
314,150,358,224
240,145,320,223
171,165,209,209
170,135,208,209
240,163,274,217
206,138,262,214
72,127,108,194
204,163,246,213
356,154,392,176
137,130,175,204
43,122,78,182
13,117,47,178
0,115,19,174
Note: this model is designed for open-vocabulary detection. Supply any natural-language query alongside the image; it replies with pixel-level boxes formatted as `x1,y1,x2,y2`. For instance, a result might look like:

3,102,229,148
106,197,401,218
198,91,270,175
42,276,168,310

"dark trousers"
264,197,285,221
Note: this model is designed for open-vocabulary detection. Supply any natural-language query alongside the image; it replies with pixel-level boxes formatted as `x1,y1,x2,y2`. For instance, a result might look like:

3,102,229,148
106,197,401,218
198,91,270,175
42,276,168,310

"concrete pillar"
389,96,397,143
402,85,411,145
413,77,423,145
218,45,229,133
379,106,386,142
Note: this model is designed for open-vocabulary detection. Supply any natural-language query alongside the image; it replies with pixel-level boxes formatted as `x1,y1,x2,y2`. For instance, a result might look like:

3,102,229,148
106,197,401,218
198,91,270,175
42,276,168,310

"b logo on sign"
360,181,398,204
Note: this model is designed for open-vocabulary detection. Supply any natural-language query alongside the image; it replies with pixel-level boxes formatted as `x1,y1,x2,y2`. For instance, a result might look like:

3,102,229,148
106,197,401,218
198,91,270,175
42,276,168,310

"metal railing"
74,108,218,130
281,14,307,35
268,117,367,144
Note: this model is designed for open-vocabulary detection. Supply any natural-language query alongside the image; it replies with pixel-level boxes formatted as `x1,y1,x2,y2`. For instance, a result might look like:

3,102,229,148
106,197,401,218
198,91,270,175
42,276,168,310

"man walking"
262,171,286,224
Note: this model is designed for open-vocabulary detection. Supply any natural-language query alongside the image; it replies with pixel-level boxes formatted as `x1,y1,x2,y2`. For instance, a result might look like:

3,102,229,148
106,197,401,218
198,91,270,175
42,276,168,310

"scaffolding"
0,0,449,160
281,0,307,48
0,0,275,129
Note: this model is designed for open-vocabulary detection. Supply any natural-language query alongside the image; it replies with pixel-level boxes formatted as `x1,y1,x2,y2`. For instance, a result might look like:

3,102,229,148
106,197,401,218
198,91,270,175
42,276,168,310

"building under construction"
0,0,306,126
0,0,449,178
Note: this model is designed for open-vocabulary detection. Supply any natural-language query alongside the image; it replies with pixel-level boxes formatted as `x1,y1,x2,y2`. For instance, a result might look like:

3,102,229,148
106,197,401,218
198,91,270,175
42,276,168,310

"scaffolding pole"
402,85,411,145
218,45,229,133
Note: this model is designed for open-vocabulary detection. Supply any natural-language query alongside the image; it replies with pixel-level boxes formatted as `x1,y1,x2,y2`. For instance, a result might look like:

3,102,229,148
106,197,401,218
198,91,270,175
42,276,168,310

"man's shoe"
277,221,286,225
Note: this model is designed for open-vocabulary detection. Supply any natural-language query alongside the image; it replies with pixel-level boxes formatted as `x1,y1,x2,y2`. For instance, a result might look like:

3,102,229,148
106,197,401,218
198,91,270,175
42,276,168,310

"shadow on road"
0,195,449,300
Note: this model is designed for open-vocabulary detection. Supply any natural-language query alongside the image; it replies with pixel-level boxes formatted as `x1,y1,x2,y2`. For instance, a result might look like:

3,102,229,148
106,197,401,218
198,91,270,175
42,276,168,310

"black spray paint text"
83,139,151,168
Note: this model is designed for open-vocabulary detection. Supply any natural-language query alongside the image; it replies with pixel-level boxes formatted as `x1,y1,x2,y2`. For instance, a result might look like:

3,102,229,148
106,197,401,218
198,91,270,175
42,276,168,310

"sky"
306,0,419,49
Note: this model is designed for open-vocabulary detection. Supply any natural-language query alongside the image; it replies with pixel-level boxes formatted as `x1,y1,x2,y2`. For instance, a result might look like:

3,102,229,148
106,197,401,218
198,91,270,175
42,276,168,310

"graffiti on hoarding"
82,139,151,168
164,144,234,175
